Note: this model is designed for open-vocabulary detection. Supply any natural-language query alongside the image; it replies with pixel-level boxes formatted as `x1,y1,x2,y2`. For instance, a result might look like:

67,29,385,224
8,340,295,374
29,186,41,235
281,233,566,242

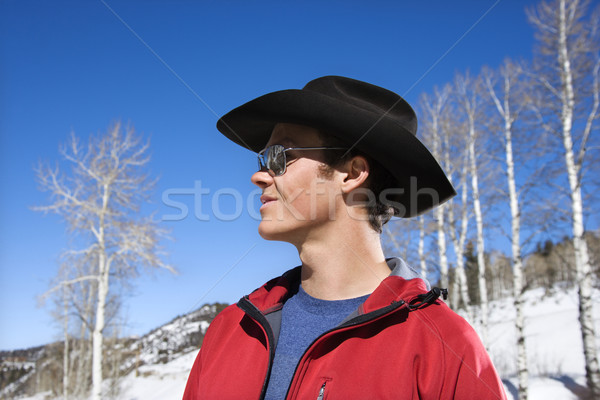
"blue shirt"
264,286,369,400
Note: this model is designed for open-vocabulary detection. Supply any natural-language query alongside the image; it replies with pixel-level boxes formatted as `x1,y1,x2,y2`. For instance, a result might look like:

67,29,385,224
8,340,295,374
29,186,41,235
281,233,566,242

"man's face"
251,123,344,244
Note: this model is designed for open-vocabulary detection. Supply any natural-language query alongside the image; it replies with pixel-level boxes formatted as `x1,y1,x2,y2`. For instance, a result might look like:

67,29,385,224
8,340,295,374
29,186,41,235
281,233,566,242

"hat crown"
303,76,417,136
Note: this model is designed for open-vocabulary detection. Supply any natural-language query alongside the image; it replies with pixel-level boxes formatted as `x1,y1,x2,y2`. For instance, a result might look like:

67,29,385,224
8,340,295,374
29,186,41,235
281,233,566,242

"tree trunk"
467,113,489,348
74,280,94,397
506,78,528,400
91,253,108,400
436,206,449,290
92,183,110,400
554,1,600,396
448,162,471,319
500,70,529,399
432,128,449,290
63,286,69,400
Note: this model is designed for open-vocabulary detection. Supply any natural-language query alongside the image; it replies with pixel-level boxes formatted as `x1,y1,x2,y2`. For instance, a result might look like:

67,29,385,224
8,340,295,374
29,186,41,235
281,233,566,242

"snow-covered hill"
124,303,225,369
0,303,227,399
12,286,600,399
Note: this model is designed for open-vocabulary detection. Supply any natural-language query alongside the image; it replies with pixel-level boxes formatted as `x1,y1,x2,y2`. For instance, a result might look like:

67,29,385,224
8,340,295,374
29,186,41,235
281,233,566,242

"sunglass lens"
258,157,266,172
265,145,285,176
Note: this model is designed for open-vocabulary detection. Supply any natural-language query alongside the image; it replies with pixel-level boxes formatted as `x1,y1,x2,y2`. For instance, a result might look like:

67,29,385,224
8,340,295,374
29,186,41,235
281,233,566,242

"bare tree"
439,99,472,317
528,0,600,396
483,59,530,400
446,145,472,316
455,72,493,340
38,256,93,398
419,87,452,291
35,122,174,400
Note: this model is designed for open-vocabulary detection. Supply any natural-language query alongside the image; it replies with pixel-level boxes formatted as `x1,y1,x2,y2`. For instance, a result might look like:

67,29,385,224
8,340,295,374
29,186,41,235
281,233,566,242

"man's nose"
251,170,273,189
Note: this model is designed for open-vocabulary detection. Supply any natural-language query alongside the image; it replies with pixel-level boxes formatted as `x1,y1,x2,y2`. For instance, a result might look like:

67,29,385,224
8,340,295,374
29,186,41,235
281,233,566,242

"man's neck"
295,220,391,301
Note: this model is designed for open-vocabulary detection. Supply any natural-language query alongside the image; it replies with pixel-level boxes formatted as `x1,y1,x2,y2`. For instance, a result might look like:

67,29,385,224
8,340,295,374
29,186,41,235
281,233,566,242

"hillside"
0,303,228,399
4,286,600,399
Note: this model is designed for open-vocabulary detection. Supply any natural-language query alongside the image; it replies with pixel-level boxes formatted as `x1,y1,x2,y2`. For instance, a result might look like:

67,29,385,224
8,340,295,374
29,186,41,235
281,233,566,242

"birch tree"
35,122,174,400
446,146,471,316
455,72,490,344
528,0,600,396
438,98,472,317
483,60,530,400
527,0,600,396
419,87,452,291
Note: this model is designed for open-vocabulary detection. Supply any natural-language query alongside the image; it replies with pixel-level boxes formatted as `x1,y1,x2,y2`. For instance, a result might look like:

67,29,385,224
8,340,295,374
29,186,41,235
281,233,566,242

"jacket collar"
244,257,429,315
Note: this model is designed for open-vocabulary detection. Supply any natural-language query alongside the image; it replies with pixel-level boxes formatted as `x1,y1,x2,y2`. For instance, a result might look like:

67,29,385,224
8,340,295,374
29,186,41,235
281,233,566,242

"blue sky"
0,0,544,350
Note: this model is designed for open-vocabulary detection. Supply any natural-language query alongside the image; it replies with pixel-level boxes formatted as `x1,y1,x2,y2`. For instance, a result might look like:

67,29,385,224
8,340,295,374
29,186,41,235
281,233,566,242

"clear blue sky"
0,0,543,350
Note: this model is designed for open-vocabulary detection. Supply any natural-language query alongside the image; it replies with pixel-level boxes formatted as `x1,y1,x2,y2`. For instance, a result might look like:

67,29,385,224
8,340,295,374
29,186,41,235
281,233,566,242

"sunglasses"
257,144,348,176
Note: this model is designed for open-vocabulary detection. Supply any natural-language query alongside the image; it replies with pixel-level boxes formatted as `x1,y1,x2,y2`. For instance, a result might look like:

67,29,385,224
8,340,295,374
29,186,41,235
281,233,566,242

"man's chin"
257,222,295,243
257,225,281,241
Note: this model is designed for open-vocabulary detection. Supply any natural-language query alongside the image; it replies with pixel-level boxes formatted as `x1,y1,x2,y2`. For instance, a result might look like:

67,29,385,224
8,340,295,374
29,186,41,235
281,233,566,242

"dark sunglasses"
257,144,348,176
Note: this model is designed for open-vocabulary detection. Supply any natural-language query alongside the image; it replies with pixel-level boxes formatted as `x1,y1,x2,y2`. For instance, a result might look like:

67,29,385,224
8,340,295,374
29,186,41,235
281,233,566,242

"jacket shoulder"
203,303,244,336
411,301,486,359
412,303,507,399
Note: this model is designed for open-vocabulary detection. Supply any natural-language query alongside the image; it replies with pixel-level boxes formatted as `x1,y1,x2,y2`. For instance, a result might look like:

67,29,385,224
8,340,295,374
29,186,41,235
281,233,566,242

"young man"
183,76,507,399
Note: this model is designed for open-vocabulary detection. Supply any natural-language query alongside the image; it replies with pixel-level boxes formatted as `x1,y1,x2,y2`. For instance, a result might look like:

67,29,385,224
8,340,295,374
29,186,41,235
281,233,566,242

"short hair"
316,130,396,233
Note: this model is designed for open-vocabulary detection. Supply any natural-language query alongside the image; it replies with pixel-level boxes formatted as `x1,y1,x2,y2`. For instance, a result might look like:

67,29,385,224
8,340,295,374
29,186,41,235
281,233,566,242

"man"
183,76,507,399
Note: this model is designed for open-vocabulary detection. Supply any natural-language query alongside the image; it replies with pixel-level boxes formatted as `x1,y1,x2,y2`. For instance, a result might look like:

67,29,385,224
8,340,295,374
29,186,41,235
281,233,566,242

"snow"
479,286,600,399
117,351,198,400
16,286,600,399
17,392,53,400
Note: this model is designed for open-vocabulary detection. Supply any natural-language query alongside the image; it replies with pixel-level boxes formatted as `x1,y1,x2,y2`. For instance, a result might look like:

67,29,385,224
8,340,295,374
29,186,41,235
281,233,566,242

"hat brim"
217,89,456,218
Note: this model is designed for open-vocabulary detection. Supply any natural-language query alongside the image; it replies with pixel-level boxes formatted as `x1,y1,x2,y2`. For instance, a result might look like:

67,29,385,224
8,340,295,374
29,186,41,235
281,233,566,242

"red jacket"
183,266,507,400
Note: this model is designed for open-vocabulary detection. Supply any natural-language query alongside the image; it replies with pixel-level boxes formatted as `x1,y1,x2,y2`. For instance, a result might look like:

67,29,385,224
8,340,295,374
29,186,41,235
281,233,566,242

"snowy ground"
484,285,600,399
17,286,600,399
117,351,197,400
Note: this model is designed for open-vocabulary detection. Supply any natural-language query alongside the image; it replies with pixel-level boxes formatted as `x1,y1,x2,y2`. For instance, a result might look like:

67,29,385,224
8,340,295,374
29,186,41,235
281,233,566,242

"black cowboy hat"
216,75,456,218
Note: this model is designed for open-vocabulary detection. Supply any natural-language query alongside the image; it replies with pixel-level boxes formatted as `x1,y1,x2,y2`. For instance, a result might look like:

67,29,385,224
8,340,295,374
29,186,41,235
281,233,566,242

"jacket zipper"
238,297,408,399
284,299,407,399
237,297,277,400
316,381,326,400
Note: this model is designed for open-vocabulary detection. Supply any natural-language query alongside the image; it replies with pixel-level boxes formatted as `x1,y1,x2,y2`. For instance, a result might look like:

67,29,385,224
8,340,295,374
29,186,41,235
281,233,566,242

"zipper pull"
316,382,326,400
408,287,448,311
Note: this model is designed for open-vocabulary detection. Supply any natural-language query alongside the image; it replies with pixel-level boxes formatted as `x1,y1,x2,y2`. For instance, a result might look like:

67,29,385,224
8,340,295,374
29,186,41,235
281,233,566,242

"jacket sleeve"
434,311,507,400
182,346,203,399
182,324,212,399
182,307,230,400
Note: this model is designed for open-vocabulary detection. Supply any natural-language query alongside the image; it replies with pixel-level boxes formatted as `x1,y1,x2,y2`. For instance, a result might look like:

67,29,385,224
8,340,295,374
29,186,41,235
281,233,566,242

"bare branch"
578,55,600,168
40,275,99,302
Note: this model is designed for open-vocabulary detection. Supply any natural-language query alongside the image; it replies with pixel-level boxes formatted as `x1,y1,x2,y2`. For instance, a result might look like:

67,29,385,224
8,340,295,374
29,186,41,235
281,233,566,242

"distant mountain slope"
125,302,228,369
0,302,228,399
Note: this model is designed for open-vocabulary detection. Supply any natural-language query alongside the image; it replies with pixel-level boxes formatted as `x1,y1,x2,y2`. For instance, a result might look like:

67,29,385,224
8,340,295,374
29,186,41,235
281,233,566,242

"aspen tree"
35,122,174,400
484,60,530,400
528,0,600,395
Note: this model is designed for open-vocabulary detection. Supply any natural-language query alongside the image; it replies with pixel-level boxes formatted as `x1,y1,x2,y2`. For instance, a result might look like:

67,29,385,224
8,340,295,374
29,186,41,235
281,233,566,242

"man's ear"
340,155,370,194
